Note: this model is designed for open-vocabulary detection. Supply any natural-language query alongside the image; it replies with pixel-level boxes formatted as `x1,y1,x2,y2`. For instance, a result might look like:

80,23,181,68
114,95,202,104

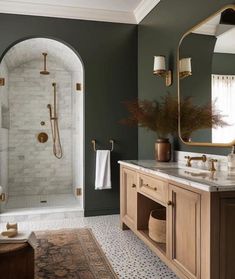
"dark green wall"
138,0,235,158
212,53,235,74
0,13,138,216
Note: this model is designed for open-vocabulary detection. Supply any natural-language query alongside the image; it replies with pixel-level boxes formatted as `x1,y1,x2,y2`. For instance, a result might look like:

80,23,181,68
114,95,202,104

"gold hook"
109,140,114,151
91,140,97,152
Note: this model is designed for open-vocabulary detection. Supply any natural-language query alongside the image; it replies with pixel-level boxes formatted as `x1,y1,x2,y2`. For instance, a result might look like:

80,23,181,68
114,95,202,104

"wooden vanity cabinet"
120,165,235,279
120,166,204,279
219,198,235,279
120,167,137,230
216,193,235,279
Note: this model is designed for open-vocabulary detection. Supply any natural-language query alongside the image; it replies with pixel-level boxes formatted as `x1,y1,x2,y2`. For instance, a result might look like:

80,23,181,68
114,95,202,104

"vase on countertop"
155,138,171,162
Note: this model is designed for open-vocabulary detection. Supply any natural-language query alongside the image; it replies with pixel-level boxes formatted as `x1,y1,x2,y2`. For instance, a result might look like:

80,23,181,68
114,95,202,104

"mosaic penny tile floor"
0,214,178,279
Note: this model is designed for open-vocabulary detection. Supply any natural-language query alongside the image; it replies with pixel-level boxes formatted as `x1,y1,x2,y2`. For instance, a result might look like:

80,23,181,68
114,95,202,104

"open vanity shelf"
120,162,235,279
137,193,167,255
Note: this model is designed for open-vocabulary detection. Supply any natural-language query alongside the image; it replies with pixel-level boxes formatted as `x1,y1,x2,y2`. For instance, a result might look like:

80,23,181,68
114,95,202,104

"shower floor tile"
4,193,80,210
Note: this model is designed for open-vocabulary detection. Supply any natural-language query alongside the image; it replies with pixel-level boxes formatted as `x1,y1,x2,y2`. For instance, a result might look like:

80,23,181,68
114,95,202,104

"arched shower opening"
0,38,84,213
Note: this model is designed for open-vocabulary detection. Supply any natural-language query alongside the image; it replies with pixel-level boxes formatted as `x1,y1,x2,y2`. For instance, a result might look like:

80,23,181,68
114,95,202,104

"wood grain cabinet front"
120,165,235,279
138,173,168,205
120,167,137,230
168,184,201,279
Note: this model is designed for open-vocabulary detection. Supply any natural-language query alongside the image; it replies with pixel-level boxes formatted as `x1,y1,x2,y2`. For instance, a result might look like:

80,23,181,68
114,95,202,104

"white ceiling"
0,0,161,24
5,0,143,12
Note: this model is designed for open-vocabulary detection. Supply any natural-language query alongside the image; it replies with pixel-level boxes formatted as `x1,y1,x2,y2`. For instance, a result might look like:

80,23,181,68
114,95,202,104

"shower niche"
0,38,84,212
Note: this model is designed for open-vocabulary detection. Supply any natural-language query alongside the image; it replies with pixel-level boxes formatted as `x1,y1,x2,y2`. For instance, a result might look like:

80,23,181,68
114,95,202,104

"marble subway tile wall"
8,59,73,196
0,60,9,207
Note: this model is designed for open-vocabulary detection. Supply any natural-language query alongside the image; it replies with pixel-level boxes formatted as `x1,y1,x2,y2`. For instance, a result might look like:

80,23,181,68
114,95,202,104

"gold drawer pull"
132,184,136,188
143,183,157,191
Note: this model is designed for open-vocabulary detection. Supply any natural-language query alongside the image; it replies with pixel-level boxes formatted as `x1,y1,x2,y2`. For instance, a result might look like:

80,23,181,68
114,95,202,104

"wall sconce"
153,56,172,87
179,58,192,79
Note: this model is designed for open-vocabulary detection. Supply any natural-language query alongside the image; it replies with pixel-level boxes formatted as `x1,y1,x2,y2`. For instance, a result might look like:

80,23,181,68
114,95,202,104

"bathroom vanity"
119,160,235,279
118,4,235,279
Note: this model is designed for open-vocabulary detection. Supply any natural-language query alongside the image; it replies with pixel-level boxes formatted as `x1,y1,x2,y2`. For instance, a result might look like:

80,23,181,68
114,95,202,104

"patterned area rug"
35,228,118,279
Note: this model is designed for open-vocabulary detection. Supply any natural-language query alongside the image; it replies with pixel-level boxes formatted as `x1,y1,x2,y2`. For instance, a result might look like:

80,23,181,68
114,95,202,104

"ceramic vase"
155,138,171,162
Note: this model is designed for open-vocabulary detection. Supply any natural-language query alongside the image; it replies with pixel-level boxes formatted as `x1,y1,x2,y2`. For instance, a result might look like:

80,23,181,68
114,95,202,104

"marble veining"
0,37,84,212
118,159,235,192
8,60,73,197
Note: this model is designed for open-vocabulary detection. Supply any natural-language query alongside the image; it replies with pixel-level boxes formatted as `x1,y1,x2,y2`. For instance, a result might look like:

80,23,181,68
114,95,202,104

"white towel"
95,150,111,190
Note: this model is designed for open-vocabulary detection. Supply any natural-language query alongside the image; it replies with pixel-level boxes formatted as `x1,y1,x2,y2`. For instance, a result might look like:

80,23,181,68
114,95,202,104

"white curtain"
212,74,235,143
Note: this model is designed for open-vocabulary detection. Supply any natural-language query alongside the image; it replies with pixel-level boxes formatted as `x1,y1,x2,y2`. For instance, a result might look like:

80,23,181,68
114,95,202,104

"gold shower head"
40,52,50,75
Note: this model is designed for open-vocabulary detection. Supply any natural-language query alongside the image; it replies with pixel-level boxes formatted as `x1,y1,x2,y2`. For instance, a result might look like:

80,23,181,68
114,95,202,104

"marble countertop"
118,160,235,192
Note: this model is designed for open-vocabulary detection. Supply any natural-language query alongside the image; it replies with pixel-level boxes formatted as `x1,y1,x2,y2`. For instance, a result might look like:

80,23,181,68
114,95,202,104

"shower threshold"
1,194,83,217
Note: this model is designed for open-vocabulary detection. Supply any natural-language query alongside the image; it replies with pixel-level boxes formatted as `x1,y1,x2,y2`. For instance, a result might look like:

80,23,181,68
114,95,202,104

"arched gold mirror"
178,5,235,147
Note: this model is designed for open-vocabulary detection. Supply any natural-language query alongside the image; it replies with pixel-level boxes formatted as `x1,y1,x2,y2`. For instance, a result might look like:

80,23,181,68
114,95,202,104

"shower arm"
43,53,47,71
40,52,50,75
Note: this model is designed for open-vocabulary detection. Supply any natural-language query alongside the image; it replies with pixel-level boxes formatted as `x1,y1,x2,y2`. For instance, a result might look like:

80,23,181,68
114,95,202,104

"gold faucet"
209,159,218,172
184,155,207,167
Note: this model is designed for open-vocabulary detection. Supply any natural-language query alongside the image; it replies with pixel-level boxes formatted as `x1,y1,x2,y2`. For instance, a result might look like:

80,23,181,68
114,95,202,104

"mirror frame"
177,4,235,147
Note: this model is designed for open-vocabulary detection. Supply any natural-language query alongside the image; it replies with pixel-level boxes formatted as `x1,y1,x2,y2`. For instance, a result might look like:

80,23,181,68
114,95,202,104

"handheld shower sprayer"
47,104,52,119
47,82,63,159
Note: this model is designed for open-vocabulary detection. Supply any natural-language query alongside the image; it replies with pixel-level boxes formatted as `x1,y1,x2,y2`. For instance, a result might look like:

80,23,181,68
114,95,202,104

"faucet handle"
209,158,218,172
184,156,191,167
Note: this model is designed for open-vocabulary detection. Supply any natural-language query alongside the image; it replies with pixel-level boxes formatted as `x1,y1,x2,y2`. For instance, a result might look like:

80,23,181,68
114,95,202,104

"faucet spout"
184,155,207,167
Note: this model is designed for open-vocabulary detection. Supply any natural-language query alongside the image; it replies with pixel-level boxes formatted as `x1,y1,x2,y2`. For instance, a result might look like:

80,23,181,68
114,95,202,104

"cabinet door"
220,198,235,279
168,184,201,279
120,167,137,230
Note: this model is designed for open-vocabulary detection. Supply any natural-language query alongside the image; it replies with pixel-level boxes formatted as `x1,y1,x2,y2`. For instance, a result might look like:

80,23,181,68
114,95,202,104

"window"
212,74,235,143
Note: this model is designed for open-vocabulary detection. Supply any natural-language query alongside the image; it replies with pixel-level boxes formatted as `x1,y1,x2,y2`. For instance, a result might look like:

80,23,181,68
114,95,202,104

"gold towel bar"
91,139,114,152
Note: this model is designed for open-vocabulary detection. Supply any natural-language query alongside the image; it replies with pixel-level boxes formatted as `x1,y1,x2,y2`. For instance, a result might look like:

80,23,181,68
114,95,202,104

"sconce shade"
180,58,191,72
180,58,192,79
153,56,166,74
153,55,172,86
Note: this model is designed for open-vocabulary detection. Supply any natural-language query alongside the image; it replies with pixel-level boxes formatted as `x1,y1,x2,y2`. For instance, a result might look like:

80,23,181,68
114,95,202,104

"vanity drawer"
138,173,167,204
